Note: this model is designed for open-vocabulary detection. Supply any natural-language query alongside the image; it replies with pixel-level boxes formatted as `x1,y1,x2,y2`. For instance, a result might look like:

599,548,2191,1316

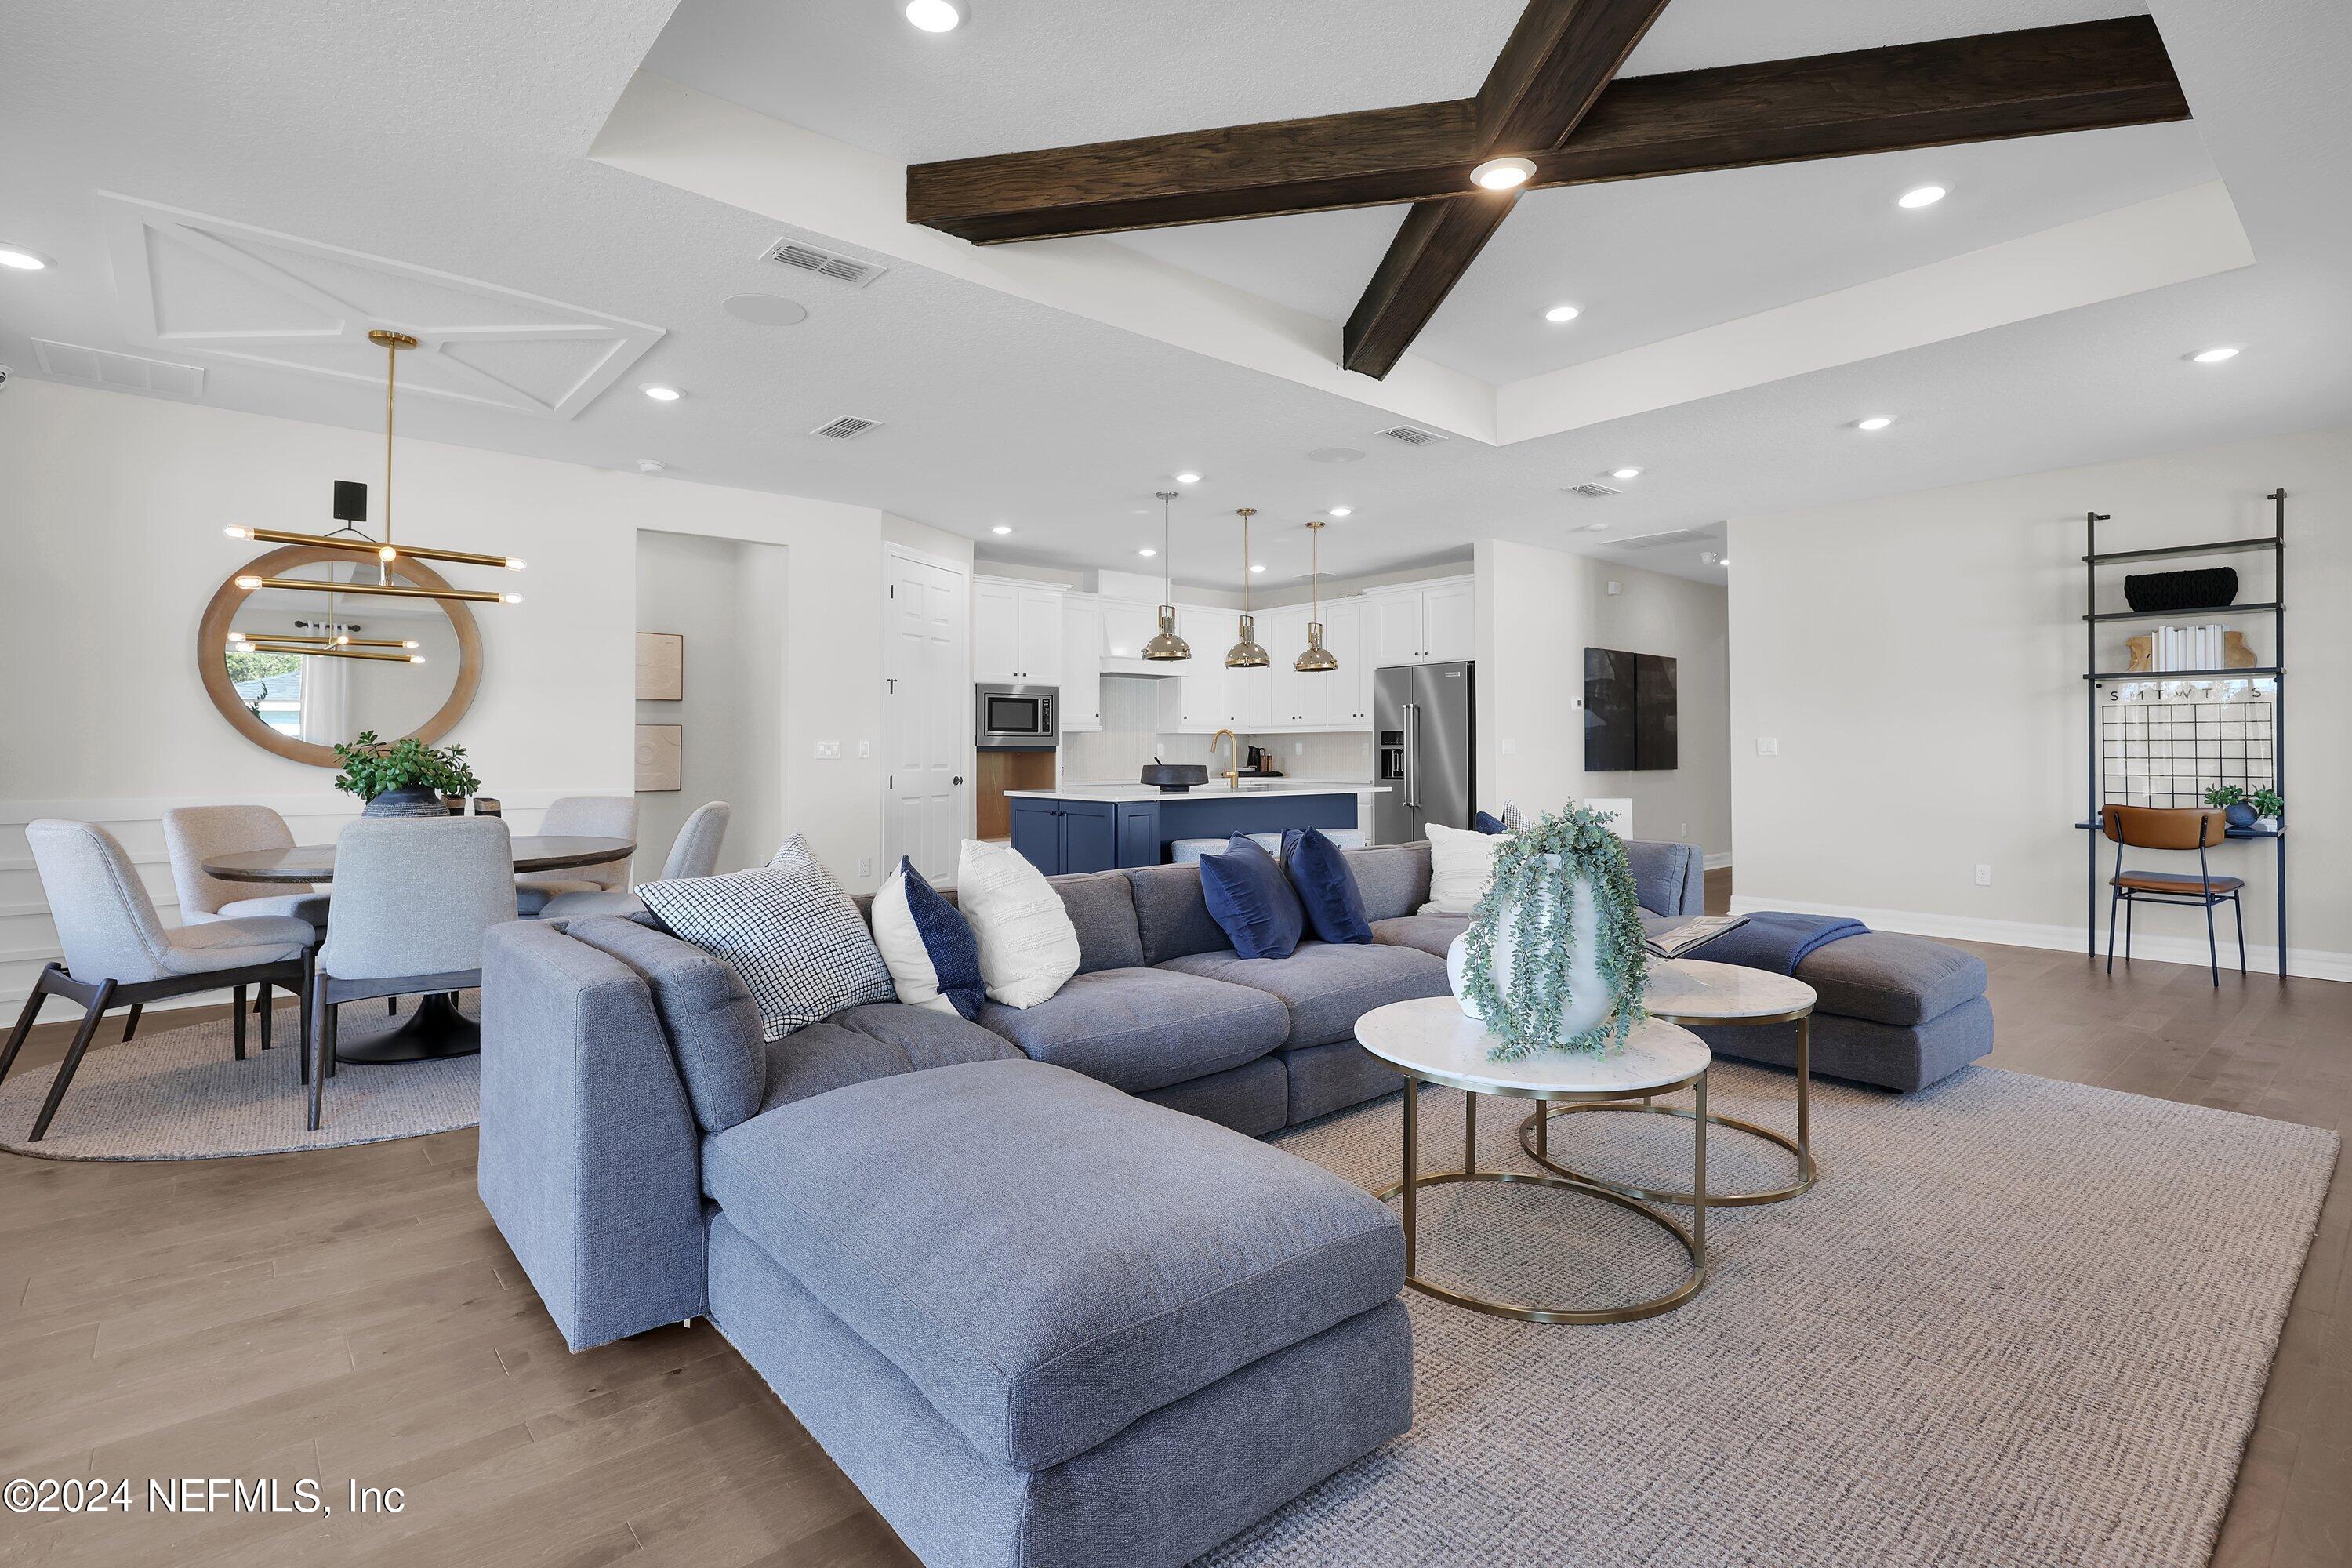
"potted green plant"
2249,787,2283,834
2201,783,2256,830
332,731,480,818
1445,801,1650,1060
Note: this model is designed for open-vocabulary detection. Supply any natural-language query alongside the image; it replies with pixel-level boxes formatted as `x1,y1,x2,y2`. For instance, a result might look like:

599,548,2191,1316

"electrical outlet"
1756,737,1780,756
857,855,873,880
1606,580,1621,596
1679,822,1688,840
815,739,840,759
1975,864,1992,886
1293,742,1304,756
1502,738,1519,756
856,739,871,759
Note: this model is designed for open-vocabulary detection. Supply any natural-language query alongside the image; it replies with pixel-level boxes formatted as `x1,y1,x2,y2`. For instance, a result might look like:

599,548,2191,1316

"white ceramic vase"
1446,855,1611,1045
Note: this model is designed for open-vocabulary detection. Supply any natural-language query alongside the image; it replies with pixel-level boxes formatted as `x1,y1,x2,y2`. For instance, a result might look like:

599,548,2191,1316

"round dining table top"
201,834,636,884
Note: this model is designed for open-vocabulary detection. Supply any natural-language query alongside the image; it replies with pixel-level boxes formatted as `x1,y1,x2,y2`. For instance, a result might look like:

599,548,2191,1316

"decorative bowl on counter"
1139,763,1210,793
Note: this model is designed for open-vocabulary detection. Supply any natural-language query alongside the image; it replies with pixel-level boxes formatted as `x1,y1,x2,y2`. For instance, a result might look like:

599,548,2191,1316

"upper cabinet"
1060,597,1105,731
1317,600,1373,726
1365,577,1474,666
973,577,1064,684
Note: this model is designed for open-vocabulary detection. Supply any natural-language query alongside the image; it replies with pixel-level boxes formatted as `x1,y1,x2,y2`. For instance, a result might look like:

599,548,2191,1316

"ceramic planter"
1446,854,1611,1045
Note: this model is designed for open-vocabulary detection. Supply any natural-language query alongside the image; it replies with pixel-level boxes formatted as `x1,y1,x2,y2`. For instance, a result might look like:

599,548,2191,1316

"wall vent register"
811,416,881,440
1376,424,1449,447
761,238,890,289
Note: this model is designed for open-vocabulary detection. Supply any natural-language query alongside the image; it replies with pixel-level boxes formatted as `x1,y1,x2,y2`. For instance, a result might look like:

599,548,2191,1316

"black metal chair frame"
0,954,313,1142
2106,827,2247,988
307,967,477,1132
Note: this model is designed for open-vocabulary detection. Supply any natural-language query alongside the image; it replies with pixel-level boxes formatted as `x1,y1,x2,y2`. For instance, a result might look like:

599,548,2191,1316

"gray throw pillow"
637,835,894,1042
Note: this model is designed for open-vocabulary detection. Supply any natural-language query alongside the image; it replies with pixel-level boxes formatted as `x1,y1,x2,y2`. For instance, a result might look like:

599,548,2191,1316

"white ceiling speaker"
904,0,966,33
723,293,810,326
1471,157,1536,191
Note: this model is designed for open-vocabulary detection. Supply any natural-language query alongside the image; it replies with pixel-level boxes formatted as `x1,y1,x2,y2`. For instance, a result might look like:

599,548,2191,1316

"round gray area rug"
0,998,480,1160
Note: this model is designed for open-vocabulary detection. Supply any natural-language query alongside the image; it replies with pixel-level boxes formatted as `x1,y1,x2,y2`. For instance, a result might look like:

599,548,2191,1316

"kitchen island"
1004,782,1386,875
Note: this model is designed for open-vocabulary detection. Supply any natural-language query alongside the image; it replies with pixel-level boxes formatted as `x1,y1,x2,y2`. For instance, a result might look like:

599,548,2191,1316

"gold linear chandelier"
1295,520,1339,673
1224,507,1269,668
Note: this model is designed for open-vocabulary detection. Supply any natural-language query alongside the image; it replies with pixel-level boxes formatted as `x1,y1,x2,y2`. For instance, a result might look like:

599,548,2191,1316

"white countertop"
1007,782,1388,802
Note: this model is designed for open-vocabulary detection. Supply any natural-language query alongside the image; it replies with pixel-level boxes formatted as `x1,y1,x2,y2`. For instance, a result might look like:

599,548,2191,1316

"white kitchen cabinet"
1319,600,1372,726
1060,597,1105,731
1365,578,1474,666
1174,605,1238,731
1369,590,1423,666
1420,580,1475,662
971,577,1065,684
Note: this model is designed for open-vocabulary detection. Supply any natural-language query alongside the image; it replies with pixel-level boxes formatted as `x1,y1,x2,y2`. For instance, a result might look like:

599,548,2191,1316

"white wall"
1,380,892,1007
1726,424,2347,977
1474,539,1732,858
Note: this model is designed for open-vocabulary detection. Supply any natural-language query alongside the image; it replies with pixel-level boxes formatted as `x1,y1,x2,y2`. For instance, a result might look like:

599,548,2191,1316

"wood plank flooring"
0,869,2343,1566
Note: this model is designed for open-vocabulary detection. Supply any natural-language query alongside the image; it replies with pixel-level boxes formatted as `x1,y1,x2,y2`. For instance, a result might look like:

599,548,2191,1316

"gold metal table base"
1518,1009,1814,1209
1380,1066,1708,1325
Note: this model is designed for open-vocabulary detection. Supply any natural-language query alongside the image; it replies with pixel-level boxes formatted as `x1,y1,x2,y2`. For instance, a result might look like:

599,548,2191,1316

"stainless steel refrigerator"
1374,661,1475,844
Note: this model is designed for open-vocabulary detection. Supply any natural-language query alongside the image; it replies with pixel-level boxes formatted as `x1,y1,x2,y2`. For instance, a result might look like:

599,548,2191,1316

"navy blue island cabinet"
1006,790,1359,874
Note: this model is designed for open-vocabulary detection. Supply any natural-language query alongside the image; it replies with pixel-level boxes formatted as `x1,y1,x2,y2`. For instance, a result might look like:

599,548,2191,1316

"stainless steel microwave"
976,683,1058,750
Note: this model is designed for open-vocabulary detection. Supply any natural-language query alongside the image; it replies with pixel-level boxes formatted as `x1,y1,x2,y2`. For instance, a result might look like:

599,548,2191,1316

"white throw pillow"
955,840,1081,1008
1422,820,1507,916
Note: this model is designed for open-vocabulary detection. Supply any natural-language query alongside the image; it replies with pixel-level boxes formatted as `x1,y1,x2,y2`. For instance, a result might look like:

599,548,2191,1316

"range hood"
1099,659,1179,678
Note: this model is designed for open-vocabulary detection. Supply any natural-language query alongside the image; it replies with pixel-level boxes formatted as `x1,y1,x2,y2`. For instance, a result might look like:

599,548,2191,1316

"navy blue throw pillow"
1281,828,1372,945
1199,833,1305,960
1472,811,1508,835
873,855,986,1020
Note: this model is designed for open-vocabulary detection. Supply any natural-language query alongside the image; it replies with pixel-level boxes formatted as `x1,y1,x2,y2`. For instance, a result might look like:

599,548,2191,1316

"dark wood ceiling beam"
906,16,2187,247
1343,0,1672,380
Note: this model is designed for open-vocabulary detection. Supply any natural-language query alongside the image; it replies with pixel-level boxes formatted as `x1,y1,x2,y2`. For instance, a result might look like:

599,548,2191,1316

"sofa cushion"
1695,995,1993,1093
1795,931,1989,1026
565,915,764,1132
1370,912,1468,958
957,840,1082,1008
1125,862,1232,966
1053,869,1148,974
1344,844,1432,923
976,967,1287,1092
1200,834,1305,960
1624,839,1704,918
754,1006,1022,1115
1283,828,1372,946
1423,822,1503,915
1160,939,1452,1048
703,1058,1404,1473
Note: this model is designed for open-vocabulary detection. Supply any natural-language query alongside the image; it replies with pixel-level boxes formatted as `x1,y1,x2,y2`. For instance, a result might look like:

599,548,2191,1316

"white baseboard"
1726,893,2352,983
1703,852,1733,872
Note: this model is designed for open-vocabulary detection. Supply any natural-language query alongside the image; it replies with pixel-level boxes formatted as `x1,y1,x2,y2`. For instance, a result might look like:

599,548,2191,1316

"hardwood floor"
2,876,2343,1567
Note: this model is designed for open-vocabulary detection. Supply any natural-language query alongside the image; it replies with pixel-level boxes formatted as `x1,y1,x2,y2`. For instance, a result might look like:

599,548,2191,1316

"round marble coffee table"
1519,959,1817,1207
1356,996,1711,1325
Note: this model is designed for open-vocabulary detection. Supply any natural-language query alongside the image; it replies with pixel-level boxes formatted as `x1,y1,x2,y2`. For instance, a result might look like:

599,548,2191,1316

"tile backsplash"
1059,675,1374,784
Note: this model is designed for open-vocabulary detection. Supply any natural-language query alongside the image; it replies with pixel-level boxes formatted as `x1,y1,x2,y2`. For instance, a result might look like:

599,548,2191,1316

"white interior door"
885,549,969,884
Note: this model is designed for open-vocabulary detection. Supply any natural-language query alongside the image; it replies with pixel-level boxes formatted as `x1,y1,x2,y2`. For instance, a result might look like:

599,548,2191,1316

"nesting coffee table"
1519,959,1817,1207
1355,996,1711,1325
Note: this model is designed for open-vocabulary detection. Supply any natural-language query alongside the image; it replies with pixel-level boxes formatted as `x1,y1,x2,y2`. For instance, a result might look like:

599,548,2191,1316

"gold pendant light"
1294,519,1339,673
1225,507,1269,668
220,329,526,601
1141,489,1191,660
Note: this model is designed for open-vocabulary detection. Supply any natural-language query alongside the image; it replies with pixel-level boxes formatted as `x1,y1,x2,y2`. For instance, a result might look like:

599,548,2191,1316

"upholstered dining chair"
513,795,637,916
309,816,517,1130
1,820,314,1142
537,800,731,920
159,804,332,1045
2102,804,2246,987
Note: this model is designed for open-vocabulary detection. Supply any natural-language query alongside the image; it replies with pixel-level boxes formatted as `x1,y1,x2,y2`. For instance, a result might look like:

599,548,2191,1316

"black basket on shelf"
2123,566,2238,613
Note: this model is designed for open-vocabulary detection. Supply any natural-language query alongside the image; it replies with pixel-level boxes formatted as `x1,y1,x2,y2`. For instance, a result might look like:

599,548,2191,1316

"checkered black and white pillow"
637,835,894,1042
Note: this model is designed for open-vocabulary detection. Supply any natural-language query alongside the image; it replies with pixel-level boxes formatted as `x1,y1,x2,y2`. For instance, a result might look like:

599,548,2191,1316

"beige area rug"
0,998,478,1160
1204,1063,2338,1568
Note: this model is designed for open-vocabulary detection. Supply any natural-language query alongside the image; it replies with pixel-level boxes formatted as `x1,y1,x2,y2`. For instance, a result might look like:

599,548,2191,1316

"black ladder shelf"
2079,490,2287,977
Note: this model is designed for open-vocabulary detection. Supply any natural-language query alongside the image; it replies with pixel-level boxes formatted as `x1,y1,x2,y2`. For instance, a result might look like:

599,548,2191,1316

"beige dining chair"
2,821,314,1142
514,796,637,915
309,817,517,1131
537,801,731,920
158,804,330,1044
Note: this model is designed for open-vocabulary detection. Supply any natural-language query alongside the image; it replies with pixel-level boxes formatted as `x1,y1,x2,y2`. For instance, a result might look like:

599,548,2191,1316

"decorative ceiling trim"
97,192,664,420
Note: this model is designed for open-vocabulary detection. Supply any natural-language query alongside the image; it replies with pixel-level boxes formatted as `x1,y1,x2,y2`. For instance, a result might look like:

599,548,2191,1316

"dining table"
201,834,635,1063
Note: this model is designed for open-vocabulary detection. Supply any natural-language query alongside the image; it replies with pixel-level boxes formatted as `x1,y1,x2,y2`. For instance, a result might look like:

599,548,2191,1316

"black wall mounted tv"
1584,648,1679,771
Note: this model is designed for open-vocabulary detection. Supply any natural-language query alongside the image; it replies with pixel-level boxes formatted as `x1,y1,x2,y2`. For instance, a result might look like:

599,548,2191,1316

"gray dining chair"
514,795,637,916
2,820,314,1142
309,816,517,1130
159,804,331,1044
537,801,731,920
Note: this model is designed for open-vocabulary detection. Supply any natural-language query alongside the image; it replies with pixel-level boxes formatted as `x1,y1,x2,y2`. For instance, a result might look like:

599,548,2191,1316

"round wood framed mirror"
198,545,484,768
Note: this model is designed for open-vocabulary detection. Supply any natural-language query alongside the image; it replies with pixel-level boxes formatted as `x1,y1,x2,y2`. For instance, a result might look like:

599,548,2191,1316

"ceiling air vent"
1376,423,1448,447
1565,483,1622,499
760,238,889,289
810,416,880,440
34,338,205,397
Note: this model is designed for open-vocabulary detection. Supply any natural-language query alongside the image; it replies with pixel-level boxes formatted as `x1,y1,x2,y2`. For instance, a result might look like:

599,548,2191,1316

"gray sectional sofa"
476,835,1988,1568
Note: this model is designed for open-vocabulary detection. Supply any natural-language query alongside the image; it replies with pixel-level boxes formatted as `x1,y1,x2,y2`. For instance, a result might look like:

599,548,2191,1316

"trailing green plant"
1457,801,1649,1062
2249,787,2284,819
2201,783,2247,809
331,730,481,801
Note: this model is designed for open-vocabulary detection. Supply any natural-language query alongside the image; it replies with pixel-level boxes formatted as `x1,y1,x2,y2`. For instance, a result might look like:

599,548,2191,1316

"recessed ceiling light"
992,524,1012,535
904,0,964,32
1250,563,1266,573
635,459,667,474
0,245,53,271
1544,304,1581,324
1329,506,1352,517
1174,471,1201,484
1472,157,1537,191
1138,547,1157,557
2190,346,2241,364
1897,186,1947,209
1610,467,1642,480
1855,416,1894,431
641,384,683,402
1581,522,1610,532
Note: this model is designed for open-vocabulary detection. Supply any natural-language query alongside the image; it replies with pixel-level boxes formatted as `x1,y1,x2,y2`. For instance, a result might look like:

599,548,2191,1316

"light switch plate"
1756,737,1779,756
815,739,841,759
1501,738,1519,755
856,739,871,759
857,855,874,879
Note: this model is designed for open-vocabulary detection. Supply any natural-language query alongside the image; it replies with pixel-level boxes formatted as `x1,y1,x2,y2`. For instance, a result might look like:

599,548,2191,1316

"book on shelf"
1643,915,1748,960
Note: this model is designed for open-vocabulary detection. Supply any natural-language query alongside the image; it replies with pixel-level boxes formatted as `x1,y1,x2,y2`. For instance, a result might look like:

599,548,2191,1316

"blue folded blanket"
1684,911,1867,975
